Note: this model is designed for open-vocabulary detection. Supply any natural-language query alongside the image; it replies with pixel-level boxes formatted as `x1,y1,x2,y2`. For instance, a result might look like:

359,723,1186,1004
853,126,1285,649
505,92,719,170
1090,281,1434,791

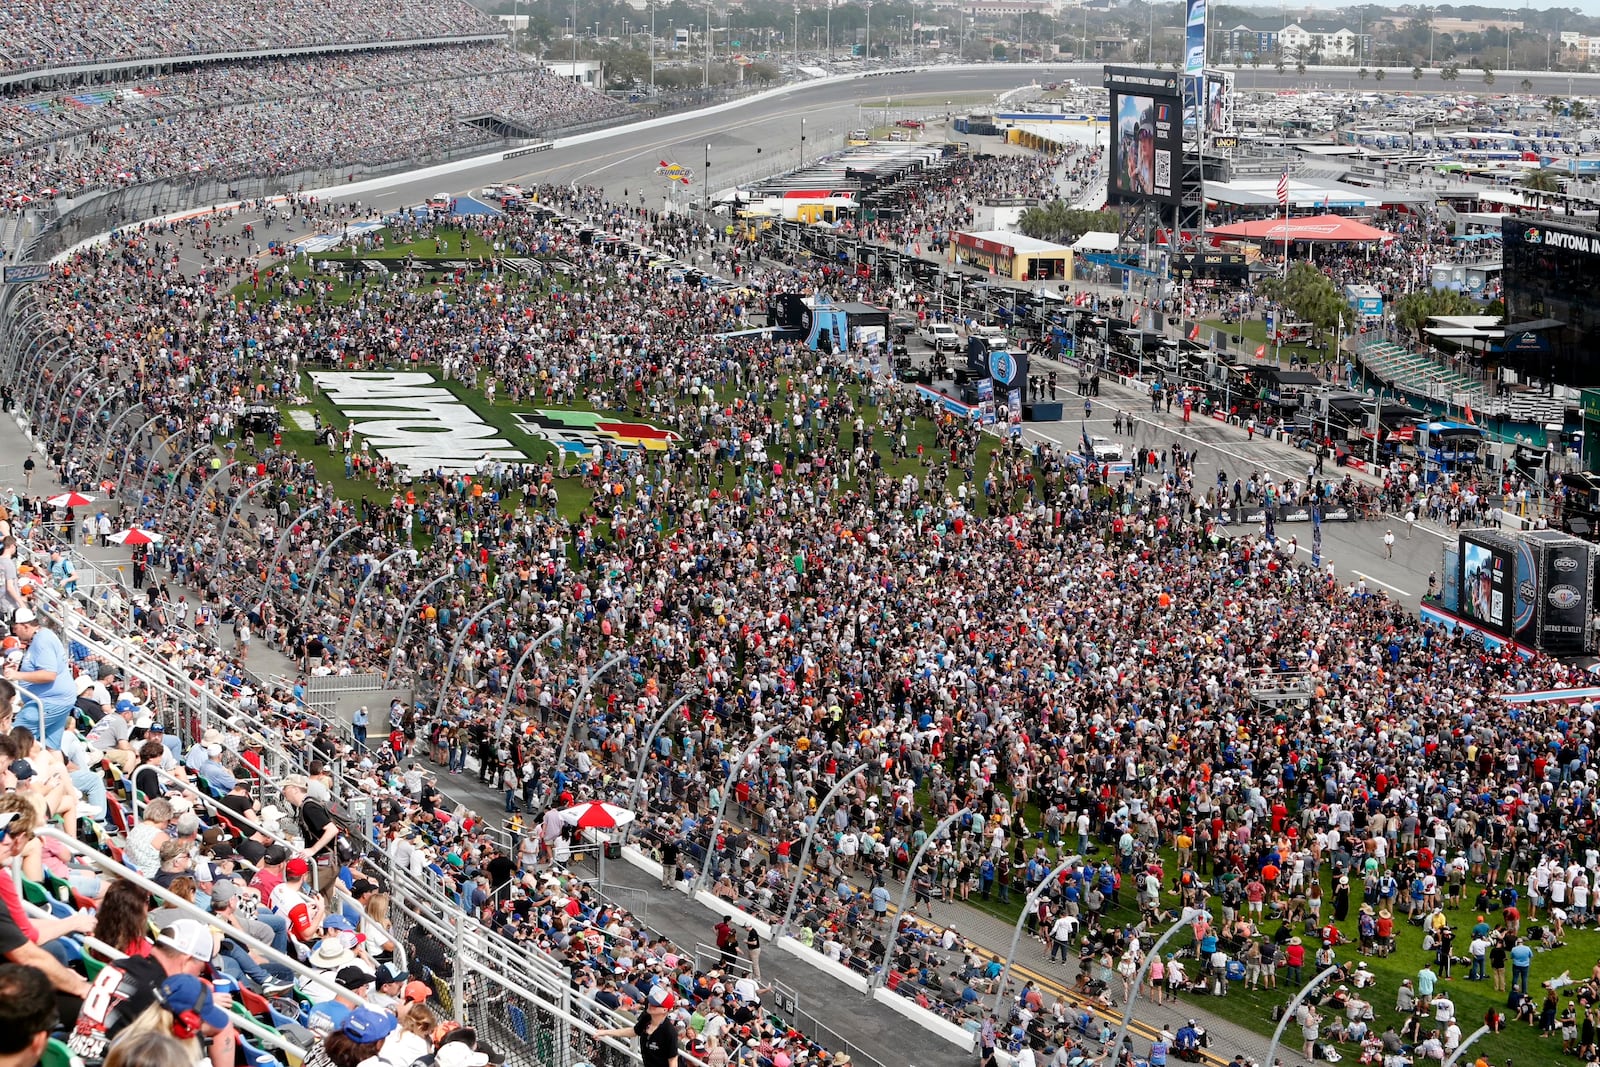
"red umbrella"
559,801,635,830
107,528,163,546
46,492,96,508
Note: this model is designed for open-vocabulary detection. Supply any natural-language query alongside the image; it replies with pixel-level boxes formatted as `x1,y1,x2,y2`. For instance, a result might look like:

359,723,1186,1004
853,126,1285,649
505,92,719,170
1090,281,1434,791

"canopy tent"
1208,214,1396,244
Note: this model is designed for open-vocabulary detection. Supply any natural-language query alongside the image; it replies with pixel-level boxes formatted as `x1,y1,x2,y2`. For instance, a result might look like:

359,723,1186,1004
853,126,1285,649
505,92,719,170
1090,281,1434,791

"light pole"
139,439,211,507
1106,909,1204,1057
107,413,165,488
991,855,1083,1015
297,524,369,618
504,621,563,712
650,1,656,92
825,0,831,61
384,573,456,687
1443,1026,1491,1067
1264,965,1342,1067
868,808,969,991
64,393,124,469
92,406,153,484
793,4,799,66
208,476,272,583
181,460,238,555
800,116,806,166
691,724,782,894
258,502,322,603
433,597,505,723
704,0,713,87
864,0,873,60
777,761,871,934
543,652,628,806
625,691,697,825
337,546,413,668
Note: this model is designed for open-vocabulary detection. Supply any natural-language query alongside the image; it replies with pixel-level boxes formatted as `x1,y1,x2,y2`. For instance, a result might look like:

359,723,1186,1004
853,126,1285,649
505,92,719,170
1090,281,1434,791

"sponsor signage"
1510,219,1600,256
310,372,528,476
2,263,48,284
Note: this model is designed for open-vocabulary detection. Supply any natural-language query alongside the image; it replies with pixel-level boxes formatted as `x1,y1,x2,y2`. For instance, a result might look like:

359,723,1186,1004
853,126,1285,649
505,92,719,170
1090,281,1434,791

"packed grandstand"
0,0,625,205
0,6,1597,1067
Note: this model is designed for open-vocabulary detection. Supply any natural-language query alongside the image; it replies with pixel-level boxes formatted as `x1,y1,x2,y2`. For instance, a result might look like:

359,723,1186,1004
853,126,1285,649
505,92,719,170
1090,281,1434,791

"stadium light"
776,761,871,936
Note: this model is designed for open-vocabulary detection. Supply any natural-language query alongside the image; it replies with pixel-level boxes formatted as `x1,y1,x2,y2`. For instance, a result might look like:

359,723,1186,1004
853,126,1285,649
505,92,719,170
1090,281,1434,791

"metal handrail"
37,826,370,1004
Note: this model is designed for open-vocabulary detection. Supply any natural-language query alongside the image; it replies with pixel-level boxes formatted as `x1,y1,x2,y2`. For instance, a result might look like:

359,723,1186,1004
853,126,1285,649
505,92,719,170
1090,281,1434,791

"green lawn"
277,363,1014,535
949,839,1582,1067
1204,318,1334,366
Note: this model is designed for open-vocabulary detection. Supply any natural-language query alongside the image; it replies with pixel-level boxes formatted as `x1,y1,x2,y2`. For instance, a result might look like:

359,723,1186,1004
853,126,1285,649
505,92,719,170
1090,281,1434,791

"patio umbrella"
559,801,635,830
560,801,635,891
46,492,95,508
107,528,163,546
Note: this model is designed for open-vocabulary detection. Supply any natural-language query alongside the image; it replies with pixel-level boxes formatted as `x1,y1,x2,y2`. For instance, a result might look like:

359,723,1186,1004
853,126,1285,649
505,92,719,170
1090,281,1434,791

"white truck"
919,322,960,352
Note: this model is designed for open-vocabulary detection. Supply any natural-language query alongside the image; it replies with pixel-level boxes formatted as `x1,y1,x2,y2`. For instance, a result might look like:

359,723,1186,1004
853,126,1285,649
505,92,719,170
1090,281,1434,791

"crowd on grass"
4,145,1600,1067
0,43,625,204
0,0,497,78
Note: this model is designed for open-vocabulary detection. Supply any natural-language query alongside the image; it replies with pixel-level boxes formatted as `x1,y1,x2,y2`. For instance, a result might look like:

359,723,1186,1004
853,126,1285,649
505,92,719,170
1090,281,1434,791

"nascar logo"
1547,584,1583,610
514,410,681,454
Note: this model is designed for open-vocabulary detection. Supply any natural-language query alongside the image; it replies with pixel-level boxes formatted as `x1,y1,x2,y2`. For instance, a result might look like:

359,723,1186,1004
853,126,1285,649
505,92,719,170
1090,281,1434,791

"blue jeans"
71,768,107,821
17,701,72,749
257,909,289,953
218,941,292,989
1470,955,1485,980
1513,963,1530,992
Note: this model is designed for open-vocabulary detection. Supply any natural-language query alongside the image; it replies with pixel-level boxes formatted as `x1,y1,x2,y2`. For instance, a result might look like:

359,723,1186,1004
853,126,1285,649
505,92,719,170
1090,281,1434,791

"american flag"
1277,170,1289,208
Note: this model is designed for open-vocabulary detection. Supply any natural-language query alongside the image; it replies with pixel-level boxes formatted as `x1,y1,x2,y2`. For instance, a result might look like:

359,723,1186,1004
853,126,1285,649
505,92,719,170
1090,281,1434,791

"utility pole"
650,0,656,92
865,0,873,61
704,0,713,87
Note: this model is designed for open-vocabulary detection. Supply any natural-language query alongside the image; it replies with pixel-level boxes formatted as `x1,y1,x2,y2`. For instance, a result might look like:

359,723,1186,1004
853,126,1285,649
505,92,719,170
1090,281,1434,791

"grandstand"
0,9,629,204
1357,338,1569,424
0,0,501,83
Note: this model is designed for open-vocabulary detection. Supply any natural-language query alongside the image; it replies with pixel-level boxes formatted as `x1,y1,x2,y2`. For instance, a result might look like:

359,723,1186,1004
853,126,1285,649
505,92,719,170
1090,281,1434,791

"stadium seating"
0,0,500,79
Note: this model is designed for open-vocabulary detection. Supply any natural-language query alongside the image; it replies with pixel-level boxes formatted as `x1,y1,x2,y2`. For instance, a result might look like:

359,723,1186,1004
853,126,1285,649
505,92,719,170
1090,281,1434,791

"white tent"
1072,231,1120,253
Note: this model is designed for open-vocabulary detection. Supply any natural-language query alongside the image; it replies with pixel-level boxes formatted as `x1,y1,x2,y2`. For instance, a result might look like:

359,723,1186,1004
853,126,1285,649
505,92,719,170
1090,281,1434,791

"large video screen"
1105,67,1182,205
1460,536,1512,634
1205,68,1233,138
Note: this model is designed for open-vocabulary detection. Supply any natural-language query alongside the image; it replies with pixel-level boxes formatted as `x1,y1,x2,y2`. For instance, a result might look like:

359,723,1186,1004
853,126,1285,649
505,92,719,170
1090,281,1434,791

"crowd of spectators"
0,44,625,203
0,0,498,79
2,146,1599,1067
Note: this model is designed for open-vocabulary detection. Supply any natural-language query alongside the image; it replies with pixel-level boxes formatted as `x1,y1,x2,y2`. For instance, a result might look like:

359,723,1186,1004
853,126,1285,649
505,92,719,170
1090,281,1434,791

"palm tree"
1520,77,1533,92
1358,66,1368,79
1521,170,1560,211
1413,66,1423,80
1573,99,1592,123
1374,68,1385,81
1483,68,1496,85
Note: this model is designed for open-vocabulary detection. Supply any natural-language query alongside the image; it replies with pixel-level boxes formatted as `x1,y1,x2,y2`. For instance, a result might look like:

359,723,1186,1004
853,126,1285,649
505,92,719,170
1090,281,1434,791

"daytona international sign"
310,372,528,476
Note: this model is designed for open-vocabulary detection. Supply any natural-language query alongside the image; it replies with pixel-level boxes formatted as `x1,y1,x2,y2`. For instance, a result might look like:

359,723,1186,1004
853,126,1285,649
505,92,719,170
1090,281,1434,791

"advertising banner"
1540,541,1592,653
1185,0,1207,77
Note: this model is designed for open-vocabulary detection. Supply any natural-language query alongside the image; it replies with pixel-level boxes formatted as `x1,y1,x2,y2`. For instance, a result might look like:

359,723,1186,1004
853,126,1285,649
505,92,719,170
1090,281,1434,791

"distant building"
1222,21,1369,62
1559,31,1600,60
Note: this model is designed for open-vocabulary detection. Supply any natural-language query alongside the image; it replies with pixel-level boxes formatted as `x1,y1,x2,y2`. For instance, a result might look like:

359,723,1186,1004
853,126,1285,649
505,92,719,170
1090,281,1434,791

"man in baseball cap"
593,984,680,1064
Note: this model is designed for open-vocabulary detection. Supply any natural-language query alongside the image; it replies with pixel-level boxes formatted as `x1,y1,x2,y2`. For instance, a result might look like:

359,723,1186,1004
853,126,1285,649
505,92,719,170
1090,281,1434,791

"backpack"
300,796,358,863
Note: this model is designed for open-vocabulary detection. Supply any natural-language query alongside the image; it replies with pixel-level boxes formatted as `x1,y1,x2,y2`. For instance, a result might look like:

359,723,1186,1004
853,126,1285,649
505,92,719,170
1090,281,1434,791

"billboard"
1540,539,1592,653
1105,68,1182,205
1460,534,1513,635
